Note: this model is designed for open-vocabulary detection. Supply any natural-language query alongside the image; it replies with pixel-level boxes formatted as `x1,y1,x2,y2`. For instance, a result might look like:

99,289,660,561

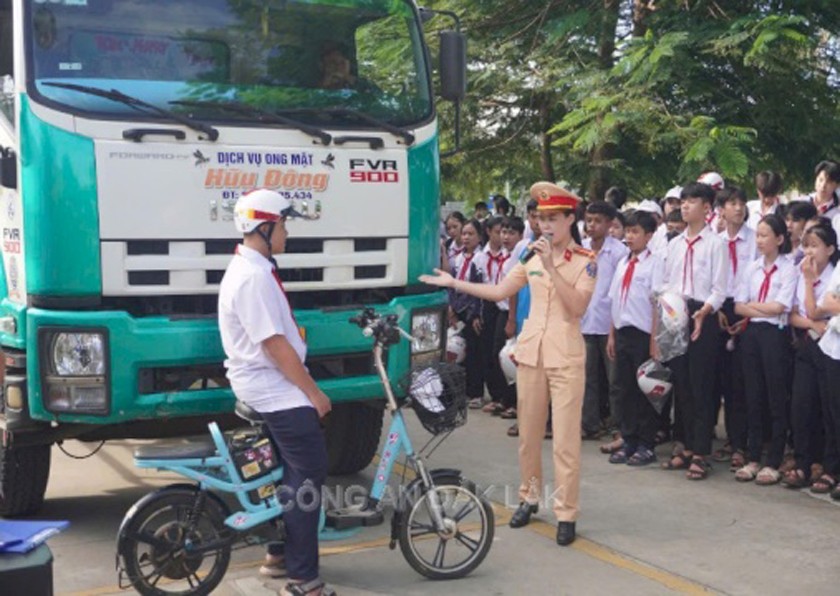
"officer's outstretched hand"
419,269,454,288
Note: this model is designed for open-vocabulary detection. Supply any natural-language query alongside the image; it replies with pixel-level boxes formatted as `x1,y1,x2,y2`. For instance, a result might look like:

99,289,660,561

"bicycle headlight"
411,310,443,354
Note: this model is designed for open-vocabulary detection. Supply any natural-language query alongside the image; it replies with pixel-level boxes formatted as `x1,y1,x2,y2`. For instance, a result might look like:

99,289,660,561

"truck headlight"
39,328,110,415
410,309,445,365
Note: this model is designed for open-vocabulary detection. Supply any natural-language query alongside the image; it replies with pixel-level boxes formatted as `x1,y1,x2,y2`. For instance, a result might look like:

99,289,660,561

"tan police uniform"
505,183,596,523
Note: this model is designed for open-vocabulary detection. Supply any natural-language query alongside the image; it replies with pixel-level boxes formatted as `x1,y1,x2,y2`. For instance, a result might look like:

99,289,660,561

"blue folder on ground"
0,520,69,554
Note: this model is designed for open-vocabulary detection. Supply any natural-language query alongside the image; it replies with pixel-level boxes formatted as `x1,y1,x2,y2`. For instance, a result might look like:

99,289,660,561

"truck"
0,0,465,516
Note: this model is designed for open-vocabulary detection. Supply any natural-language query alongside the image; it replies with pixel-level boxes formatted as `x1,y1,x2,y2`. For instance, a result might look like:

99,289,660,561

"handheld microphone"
520,233,552,264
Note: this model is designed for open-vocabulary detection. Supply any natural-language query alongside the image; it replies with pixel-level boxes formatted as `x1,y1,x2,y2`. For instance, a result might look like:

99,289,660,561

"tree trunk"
538,98,555,181
632,0,651,37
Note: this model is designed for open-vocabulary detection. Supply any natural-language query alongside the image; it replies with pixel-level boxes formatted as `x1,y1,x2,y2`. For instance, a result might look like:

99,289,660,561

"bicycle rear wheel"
119,488,231,596
398,478,494,580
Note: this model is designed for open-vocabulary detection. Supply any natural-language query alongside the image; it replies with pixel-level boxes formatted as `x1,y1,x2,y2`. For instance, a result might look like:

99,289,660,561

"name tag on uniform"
528,271,544,277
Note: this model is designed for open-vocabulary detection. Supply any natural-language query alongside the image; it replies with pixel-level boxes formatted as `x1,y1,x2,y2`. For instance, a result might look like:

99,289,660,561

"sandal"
507,423,519,437
810,474,837,494
712,443,733,462
781,468,809,489
686,456,710,481
755,466,781,486
729,450,746,473
735,462,761,482
661,452,692,470
599,437,624,454
283,578,336,596
627,447,657,467
500,407,518,419
608,443,632,464
482,402,504,414
779,453,796,474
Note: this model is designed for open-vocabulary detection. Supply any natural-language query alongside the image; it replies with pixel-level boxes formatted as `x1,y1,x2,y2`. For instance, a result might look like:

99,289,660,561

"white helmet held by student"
446,325,466,364
233,188,301,233
637,359,673,413
498,338,517,385
658,292,689,333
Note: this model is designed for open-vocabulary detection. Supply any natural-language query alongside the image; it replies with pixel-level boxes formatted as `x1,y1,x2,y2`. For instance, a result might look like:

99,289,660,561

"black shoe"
556,521,576,546
509,502,538,528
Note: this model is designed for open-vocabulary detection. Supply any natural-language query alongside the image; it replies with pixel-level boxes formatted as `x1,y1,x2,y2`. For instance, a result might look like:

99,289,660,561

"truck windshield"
26,0,432,127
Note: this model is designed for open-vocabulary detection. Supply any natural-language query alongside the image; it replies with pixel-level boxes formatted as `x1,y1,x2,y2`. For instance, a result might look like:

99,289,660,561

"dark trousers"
740,322,791,468
261,406,328,582
667,300,718,456
490,306,517,408
820,352,840,476
460,315,485,399
615,326,658,448
582,334,619,433
482,302,511,404
791,337,826,473
713,298,748,451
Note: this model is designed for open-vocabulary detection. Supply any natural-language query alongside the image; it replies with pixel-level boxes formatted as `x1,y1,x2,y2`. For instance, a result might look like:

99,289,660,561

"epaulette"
572,247,595,259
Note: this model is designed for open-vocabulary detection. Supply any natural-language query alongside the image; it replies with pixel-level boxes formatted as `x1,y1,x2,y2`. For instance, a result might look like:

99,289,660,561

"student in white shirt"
656,182,727,480
712,187,756,470
746,171,782,229
441,211,466,272
733,214,797,485
581,201,629,441
481,216,511,413
605,211,663,466
218,189,333,592
784,201,818,266
785,221,838,488
813,241,840,498
650,187,682,256
495,216,525,424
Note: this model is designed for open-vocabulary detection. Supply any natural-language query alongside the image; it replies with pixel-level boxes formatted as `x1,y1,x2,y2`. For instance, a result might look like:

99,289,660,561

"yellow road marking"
526,520,713,594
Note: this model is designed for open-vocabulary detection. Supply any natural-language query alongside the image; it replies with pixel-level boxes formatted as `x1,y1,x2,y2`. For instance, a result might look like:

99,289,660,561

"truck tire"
325,402,383,475
0,442,51,517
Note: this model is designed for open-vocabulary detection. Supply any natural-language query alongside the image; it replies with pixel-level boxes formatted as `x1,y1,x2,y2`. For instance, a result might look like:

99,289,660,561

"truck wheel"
0,442,51,517
325,402,383,475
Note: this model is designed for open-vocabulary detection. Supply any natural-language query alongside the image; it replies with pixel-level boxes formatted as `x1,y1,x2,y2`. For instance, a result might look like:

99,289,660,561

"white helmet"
498,338,517,385
446,326,466,364
697,172,725,191
658,292,689,333
637,359,673,413
233,188,301,233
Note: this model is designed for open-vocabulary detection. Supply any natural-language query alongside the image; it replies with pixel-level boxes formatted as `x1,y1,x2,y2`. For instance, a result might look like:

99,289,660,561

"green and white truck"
0,0,465,516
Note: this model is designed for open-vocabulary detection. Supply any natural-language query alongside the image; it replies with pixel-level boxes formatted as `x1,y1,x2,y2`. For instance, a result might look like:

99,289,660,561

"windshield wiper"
170,100,331,146
42,82,219,141
289,107,415,146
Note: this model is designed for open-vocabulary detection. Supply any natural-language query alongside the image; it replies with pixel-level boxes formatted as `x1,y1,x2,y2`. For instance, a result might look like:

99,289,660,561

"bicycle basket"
400,362,467,435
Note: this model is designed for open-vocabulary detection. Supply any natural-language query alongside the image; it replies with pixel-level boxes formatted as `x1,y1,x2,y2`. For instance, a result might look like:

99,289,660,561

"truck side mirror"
0,147,17,189
439,31,466,102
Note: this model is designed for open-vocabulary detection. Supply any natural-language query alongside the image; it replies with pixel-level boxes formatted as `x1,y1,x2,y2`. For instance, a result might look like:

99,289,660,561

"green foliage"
425,0,840,204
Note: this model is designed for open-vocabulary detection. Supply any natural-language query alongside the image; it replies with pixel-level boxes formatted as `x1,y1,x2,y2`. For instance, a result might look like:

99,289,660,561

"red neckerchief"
816,194,839,215
683,235,703,296
757,263,778,303
236,246,304,340
457,251,476,281
486,250,506,283
620,251,646,305
728,237,739,276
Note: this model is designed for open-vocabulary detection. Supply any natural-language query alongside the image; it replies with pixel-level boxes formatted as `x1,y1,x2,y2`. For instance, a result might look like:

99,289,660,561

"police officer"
421,181,596,546
218,188,335,596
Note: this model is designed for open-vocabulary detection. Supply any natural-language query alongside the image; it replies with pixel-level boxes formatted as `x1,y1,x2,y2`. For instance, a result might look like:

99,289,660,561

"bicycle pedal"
325,505,385,530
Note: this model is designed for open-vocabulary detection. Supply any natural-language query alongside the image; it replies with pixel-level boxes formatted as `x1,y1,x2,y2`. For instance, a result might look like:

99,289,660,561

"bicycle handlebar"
348,307,415,345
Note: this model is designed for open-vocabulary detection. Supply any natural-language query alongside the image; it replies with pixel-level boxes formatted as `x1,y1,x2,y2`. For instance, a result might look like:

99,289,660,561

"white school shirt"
608,249,663,334
451,248,488,283
734,255,797,326
581,235,629,335
658,225,728,312
818,264,840,360
806,193,840,240
497,246,522,311
482,244,509,287
745,199,780,230
793,263,834,318
718,225,757,298
648,224,669,258
218,244,311,413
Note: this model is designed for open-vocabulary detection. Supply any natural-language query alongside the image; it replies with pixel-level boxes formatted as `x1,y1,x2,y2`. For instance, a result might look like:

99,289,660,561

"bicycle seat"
235,401,263,424
134,437,217,460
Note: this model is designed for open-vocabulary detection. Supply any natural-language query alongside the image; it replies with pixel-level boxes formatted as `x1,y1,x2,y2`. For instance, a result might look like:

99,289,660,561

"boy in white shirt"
746,171,782,229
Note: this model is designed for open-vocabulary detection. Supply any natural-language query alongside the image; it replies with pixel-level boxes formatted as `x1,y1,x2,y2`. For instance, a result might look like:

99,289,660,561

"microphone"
520,233,552,264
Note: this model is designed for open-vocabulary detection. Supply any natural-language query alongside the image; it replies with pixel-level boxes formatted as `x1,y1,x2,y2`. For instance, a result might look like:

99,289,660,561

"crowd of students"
441,159,840,497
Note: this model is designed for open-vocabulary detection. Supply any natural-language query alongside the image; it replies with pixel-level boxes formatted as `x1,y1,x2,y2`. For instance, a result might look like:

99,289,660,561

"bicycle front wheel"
398,480,494,580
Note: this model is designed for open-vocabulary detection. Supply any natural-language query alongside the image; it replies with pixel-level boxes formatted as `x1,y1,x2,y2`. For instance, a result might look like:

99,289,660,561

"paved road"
23,408,840,595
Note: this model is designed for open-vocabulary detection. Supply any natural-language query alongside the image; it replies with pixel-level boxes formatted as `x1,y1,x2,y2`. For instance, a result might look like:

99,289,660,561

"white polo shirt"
609,248,662,334
793,263,834,319
718,225,757,298
734,255,797,326
658,225,728,312
819,263,840,360
581,235,629,335
218,244,311,413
